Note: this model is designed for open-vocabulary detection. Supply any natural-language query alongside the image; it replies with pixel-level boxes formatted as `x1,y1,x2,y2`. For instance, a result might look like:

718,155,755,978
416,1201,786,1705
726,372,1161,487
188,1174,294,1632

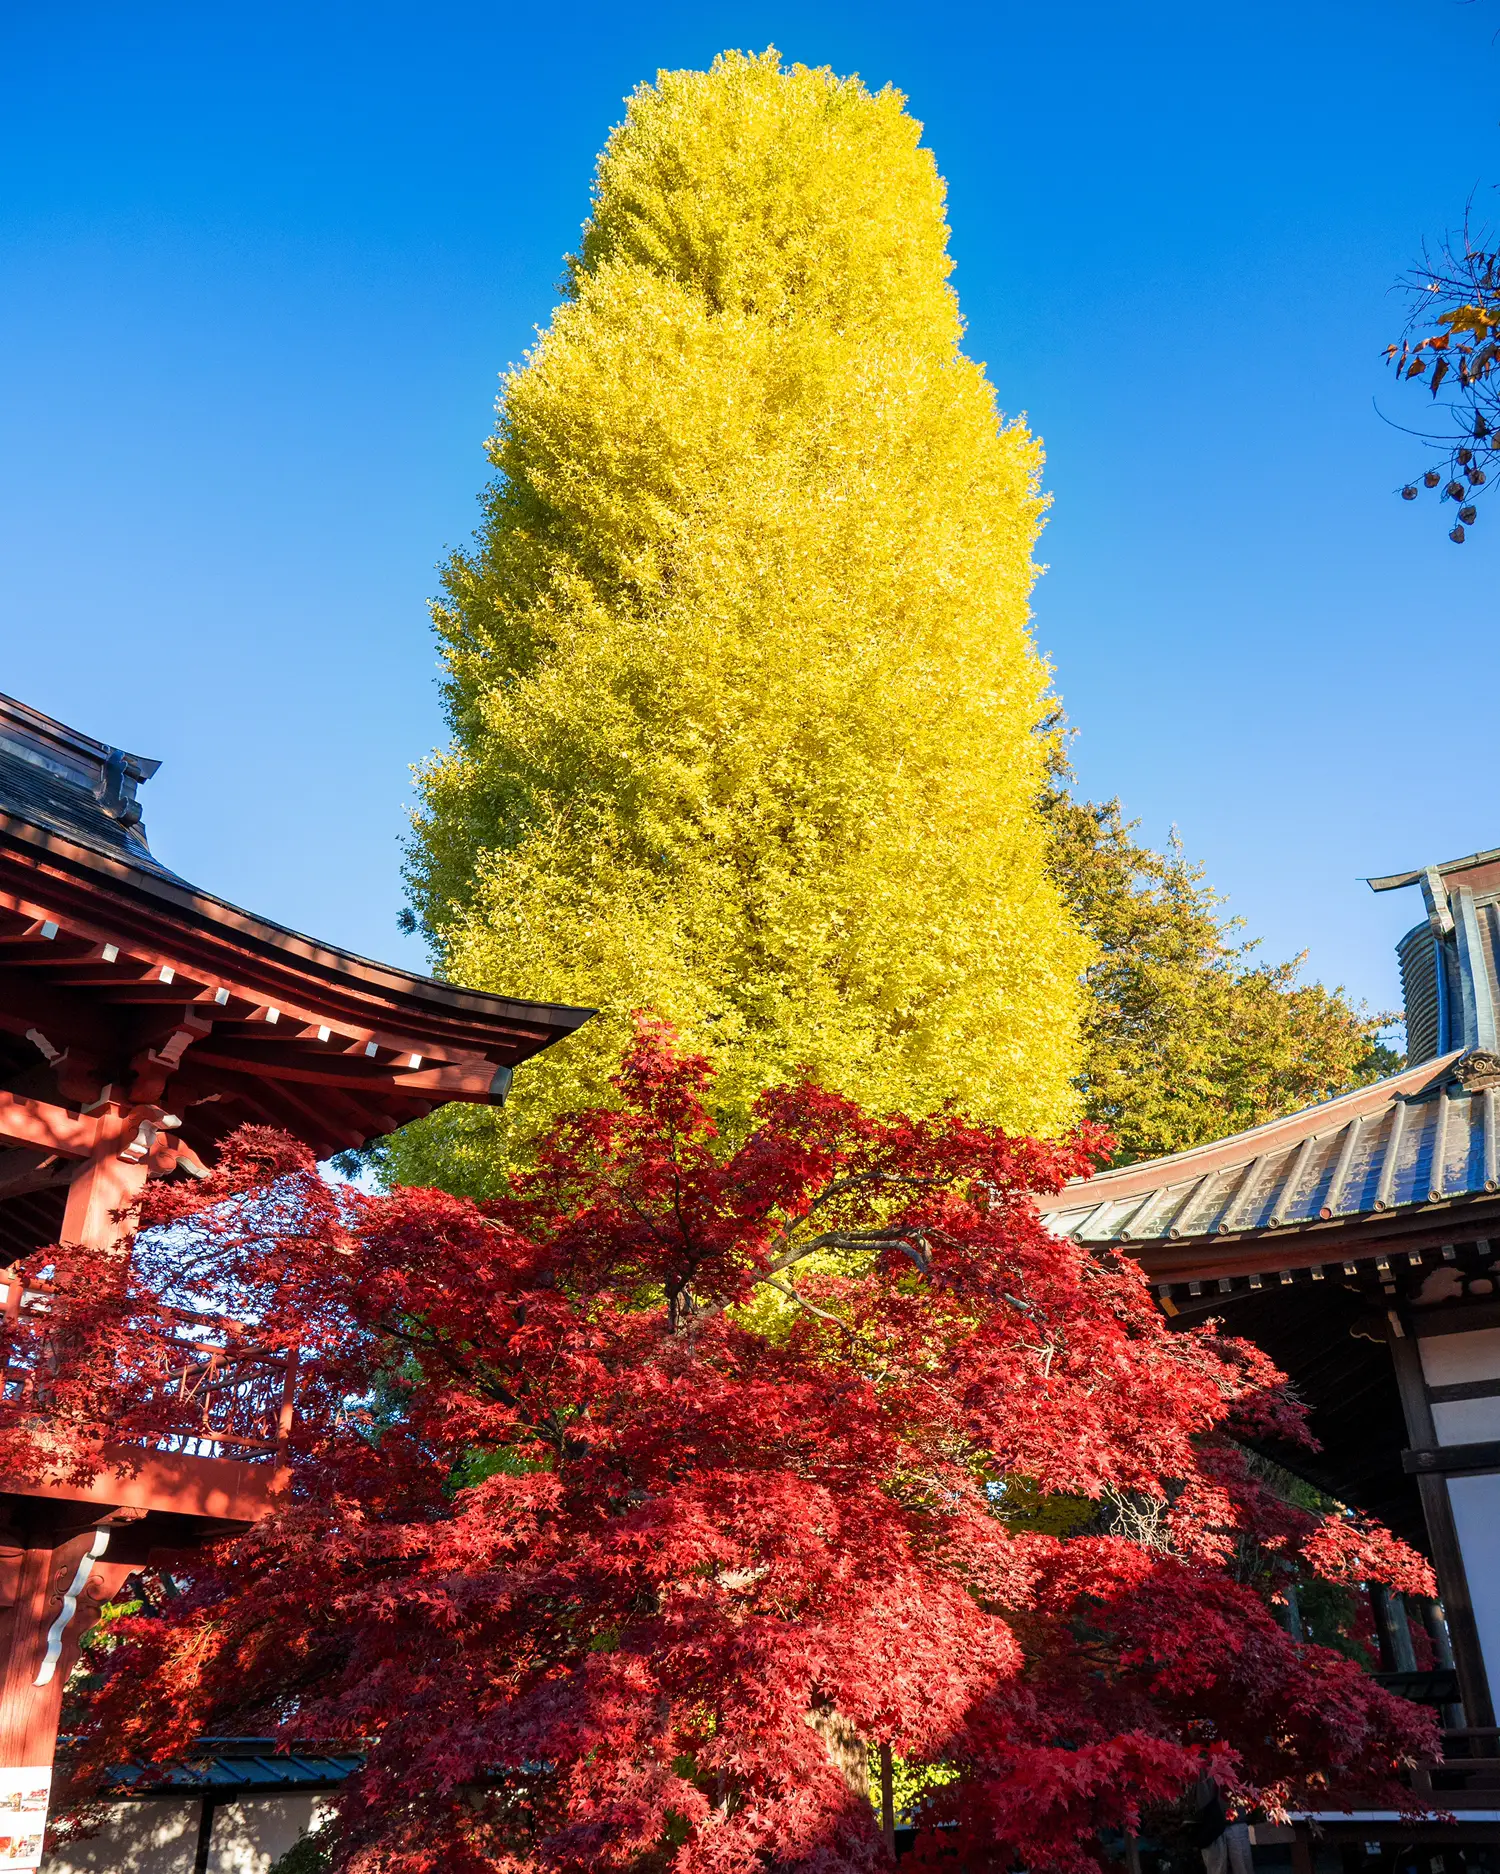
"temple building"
0,691,589,1873
12,681,1500,1868
1038,846,1500,1855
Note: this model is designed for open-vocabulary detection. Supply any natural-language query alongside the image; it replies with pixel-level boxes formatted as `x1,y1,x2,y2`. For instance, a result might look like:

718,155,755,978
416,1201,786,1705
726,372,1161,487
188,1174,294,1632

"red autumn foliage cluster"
21,1026,1436,1873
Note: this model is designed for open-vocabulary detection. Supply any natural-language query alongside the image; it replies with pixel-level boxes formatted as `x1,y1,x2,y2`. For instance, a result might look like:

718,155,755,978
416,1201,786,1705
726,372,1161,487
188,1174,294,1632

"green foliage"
1042,763,1398,1164
80,1598,142,1655
1297,1576,1371,1666
268,1826,333,1874
447,1445,548,1493
1228,1450,1375,1668
399,49,1088,1185
990,1474,1096,1538
869,1745,960,1823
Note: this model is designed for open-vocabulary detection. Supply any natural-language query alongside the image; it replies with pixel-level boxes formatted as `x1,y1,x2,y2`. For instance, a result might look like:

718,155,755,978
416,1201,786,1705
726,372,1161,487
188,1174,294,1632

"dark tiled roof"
1042,843,1500,1256
1039,1048,1499,1251
0,689,182,883
0,742,182,883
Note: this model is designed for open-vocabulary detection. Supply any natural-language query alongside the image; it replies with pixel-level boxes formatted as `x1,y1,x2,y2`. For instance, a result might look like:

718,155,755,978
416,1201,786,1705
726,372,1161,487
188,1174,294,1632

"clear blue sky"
2,0,1494,1027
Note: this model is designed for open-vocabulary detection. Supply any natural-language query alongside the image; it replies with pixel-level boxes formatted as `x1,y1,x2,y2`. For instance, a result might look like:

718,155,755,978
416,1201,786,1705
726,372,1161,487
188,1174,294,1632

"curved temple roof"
1036,847,1500,1554
1039,846,1500,1279
1040,1045,1498,1254
0,691,592,1186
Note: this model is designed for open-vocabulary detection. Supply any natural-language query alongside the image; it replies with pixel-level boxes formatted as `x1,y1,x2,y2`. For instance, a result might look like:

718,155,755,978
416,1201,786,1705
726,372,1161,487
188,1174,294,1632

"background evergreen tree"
398,50,1089,1185
1042,752,1398,1165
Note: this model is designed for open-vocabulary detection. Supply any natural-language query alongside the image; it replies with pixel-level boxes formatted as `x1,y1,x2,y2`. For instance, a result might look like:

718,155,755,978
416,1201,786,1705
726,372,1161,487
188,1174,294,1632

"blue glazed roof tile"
102,1743,364,1795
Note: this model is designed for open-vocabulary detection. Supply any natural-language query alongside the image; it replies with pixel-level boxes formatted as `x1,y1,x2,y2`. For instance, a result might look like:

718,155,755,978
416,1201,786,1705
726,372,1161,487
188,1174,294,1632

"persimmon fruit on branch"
29,1025,1437,1874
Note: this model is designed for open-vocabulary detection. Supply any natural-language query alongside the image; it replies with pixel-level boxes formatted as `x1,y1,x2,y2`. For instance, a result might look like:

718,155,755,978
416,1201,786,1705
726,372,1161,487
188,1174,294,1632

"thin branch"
762,1276,856,1333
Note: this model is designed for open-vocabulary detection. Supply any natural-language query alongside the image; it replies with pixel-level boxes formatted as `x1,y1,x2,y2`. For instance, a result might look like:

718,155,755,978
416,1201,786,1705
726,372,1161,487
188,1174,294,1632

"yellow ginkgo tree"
399,49,1090,1185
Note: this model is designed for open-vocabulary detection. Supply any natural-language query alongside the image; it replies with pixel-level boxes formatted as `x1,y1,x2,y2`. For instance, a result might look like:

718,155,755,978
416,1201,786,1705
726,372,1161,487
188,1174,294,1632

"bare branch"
762,1276,856,1333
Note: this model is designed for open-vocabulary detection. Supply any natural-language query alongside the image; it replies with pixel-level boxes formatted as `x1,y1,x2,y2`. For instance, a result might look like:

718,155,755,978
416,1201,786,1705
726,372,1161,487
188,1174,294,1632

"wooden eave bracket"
0,1089,195,1181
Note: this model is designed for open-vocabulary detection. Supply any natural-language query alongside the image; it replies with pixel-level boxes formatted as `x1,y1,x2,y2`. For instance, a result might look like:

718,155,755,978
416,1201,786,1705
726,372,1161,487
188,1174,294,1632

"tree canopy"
400,50,1087,1186
49,1033,1434,1874
1043,770,1397,1164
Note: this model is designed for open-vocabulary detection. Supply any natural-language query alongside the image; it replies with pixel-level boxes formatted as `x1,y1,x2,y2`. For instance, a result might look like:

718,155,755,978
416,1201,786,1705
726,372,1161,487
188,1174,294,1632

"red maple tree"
31,1024,1436,1872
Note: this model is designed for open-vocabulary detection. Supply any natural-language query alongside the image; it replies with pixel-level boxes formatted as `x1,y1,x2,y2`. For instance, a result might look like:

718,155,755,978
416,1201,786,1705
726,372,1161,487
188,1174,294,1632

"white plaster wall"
206,1796,326,1874
42,1799,199,1874
1433,1395,1500,1443
1419,1326,1500,1388
41,1796,329,1874
1420,1325,1500,1442
1448,1471,1500,1696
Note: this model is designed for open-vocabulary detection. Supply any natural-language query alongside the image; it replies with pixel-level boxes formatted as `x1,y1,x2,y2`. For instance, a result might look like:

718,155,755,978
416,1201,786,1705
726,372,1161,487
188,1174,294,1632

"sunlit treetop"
402,50,1088,1183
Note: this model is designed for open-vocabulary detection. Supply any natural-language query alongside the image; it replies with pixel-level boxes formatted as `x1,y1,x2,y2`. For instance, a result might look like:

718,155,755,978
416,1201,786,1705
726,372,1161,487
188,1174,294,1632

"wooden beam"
61,1133,150,1251
190,1071,325,1142
308,1082,397,1144
169,1064,414,1157
0,1153,72,1203
0,969,117,1057
189,1043,495,1098
0,937,95,967
0,1190,66,1239
248,1078,366,1152
0,1091,106,1160
393,1061,508,1098
61,982,210,1006
1134,1208,1500,1286
0,859,589,1071
194,1021,480,1071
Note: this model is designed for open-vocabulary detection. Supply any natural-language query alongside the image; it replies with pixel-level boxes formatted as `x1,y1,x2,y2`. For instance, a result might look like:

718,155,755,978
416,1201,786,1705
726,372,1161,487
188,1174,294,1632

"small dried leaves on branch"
1387,229,1500,541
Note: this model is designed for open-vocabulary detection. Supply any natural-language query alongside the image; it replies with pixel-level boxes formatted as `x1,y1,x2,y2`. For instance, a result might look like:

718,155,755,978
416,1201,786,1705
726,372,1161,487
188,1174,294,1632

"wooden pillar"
1385,1309,1496,1728
191,1794,218,1874
0,1528,134,1867
60,1108,151,1253
1368,1583,1417,1673
0,1113,153,1866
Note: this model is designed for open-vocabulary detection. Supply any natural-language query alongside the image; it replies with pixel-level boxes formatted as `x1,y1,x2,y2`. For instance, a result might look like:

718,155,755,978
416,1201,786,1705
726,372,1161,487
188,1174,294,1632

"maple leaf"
35,1027,1436,1872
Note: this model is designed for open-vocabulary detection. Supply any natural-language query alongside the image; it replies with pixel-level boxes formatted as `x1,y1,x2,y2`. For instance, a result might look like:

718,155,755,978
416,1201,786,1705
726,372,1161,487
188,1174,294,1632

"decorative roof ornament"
1370,846,1500,1063
1455,1048,1500,1092
0,689,164,868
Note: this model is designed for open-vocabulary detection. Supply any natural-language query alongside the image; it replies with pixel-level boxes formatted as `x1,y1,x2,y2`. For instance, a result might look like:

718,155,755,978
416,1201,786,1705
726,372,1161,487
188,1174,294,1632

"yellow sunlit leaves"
399,51,1088,1183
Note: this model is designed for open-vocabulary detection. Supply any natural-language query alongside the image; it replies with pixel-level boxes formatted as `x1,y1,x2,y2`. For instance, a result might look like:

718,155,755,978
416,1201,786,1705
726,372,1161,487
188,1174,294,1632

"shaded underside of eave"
0,814,593,1060
1131,1203,1500,1288
1183,1279,1424,1542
